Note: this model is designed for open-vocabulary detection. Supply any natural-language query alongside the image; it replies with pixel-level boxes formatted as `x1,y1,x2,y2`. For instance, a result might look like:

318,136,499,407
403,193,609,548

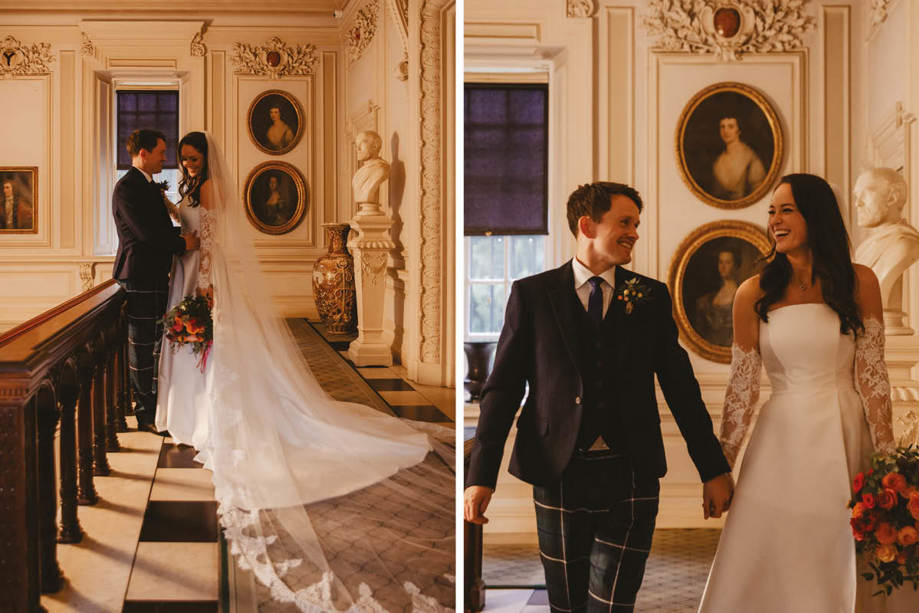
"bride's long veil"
199,133,455,611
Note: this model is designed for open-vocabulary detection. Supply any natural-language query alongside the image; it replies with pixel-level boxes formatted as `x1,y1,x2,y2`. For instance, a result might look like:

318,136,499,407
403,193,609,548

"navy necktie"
587,276,604,327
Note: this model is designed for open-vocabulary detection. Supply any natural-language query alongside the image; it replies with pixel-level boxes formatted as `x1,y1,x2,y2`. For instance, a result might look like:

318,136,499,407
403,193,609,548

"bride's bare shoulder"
200,179,215,209
734,275,764,308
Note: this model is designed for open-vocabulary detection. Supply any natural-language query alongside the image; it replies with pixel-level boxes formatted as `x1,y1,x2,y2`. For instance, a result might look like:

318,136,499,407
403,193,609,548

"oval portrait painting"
247,90,305,155
244,162,308,235
676,82,783,209
669,221,772,363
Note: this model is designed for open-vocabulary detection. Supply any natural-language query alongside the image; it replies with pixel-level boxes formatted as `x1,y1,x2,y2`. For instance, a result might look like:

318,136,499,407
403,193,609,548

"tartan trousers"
119,278,169,424
533,451,659,613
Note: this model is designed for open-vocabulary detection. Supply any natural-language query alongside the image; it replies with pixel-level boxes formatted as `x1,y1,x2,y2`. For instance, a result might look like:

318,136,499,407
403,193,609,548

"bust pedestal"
346,203,396,366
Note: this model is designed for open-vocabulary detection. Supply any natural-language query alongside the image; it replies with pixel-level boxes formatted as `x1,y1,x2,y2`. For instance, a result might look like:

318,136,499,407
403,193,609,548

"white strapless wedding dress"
155,197,209,445
699,304,918,613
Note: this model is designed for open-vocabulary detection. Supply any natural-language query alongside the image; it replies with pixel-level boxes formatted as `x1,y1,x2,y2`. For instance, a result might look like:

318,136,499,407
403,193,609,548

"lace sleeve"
720,344,762,468
197,207,213,292
855,318,895,453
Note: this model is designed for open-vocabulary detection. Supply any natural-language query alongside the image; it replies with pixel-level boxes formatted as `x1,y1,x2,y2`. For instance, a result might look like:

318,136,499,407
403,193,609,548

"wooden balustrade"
0,280,127,612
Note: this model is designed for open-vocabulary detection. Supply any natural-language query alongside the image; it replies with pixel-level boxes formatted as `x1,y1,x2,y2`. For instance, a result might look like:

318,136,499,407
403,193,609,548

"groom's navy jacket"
112,167,186,281
466,261,731,489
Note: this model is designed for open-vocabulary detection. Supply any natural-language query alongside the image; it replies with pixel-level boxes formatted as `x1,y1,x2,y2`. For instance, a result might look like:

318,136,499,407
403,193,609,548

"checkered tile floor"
44,318,454,612
481,529,721,612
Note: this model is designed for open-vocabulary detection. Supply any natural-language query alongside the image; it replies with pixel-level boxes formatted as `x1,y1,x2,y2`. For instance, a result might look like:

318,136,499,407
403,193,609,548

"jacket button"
575,396,581,405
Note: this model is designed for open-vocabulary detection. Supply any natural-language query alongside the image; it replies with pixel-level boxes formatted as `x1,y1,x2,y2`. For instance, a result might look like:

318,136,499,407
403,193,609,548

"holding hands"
702,472,734,519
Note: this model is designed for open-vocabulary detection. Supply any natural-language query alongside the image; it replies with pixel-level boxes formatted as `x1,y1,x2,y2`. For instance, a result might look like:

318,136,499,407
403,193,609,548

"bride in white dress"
698,173,912,612
155,132,454,612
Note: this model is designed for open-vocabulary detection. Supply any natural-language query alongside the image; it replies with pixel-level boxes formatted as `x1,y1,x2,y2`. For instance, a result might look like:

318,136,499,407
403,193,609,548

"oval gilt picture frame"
243,162,308,235
669,220,772,363
676,82,784,209
247,89,305,155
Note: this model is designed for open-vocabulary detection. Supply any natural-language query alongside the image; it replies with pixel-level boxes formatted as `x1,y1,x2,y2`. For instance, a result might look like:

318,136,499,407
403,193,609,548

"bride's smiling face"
768,182,809,254
181,144,205,178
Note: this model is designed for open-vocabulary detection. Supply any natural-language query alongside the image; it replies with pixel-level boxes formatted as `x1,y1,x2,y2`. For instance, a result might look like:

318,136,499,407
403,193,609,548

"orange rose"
863,511,879,531
882,472,908,495
876,522,899,545
898,552,908,565
908,493,919,520
898,526,919,547
878,488,898,511
852,502,866,519
863,493,877,509
876,543,898,563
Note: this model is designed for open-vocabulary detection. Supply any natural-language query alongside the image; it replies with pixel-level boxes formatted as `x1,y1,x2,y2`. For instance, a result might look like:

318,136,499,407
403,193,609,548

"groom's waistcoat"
569,288,625,451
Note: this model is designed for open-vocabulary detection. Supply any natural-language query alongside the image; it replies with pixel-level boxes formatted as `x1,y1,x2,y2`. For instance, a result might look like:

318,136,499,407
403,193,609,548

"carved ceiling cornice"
642,0,816,61
0,35,54,78
231,36,319,77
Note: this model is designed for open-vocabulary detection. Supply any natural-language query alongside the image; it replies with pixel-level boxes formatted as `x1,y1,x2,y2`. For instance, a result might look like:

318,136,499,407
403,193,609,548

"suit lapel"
546,261,583,370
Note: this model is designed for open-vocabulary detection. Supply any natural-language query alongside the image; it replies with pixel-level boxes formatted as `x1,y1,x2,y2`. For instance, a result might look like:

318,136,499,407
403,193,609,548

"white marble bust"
352,130,390,208
853,167,919,304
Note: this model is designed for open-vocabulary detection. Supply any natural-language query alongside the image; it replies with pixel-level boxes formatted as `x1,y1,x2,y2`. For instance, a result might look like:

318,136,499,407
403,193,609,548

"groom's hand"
464,485,494,524
182,232,200,251
702,473,734,519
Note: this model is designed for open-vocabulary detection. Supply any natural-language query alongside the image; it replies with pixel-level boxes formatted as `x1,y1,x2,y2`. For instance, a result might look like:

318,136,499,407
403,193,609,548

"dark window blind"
116,91,179,170
464,83,548,235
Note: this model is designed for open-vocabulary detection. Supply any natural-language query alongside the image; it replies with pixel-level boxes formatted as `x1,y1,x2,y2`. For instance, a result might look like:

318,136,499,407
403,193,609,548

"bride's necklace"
794,274,810,291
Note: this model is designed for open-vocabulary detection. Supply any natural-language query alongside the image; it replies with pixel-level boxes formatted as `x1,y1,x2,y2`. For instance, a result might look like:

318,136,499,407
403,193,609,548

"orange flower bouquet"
849,446,919,595
160,292,213,372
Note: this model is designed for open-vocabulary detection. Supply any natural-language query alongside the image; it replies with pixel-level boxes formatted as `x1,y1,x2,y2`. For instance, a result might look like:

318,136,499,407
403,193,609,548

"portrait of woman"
676,82,783,209
244,162,307,234
247,90,304,155
669,221,771,362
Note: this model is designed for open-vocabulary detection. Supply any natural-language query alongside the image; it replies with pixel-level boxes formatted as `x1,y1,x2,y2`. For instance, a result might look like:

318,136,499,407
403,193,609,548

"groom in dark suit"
112,129,198,433
465,182,734,612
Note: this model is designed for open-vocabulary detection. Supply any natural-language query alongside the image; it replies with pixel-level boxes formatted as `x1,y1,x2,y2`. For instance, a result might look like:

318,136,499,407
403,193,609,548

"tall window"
115,90,180,203
464,82,549,339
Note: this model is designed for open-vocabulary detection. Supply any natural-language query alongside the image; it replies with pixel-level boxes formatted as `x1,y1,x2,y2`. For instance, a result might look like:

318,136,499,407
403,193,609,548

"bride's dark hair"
177,131,208,208
755,173,864,335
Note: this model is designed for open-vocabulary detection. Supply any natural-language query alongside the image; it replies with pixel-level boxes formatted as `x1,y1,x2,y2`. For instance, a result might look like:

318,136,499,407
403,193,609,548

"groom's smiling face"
580,195,641,267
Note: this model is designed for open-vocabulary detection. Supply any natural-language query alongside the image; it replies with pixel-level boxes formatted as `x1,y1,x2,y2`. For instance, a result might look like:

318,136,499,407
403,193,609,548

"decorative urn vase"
312,223,358,334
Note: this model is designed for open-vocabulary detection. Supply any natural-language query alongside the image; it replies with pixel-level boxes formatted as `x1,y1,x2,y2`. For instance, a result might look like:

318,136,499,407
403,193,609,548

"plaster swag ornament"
0,35,54,78
642,0,816,61
347,0,380,64
567,0,596,18
231,37,318,77
868,0,893,40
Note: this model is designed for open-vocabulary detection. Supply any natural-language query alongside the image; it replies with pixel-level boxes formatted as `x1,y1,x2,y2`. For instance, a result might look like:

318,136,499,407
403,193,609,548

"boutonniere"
155,180,170,193
615,278,651,315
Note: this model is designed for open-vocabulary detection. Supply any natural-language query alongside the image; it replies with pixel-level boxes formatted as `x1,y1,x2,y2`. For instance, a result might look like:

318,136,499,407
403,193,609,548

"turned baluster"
57,362,82,543
105,333,120,452
115,334,129,432
36,383,61,593
92,341,111,476
76,351,97,504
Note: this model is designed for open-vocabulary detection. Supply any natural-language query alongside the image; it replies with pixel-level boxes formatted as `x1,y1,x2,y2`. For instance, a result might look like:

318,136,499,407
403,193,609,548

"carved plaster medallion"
231,36,318,77
347,0,380,63
0,35,54,78
567,0,596,18
360,252,389,287
643,0,816,61
79,264,94,291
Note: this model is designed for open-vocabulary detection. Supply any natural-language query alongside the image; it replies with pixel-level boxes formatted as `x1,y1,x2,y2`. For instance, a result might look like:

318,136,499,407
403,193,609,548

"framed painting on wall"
244,162,307,235
0,167,37,234
676,82,783,209
247,89,305,155
669,220,772,363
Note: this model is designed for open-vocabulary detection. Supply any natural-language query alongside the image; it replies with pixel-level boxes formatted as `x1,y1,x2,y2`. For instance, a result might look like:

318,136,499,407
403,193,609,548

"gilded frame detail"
243,162,307,235
669,220,772,363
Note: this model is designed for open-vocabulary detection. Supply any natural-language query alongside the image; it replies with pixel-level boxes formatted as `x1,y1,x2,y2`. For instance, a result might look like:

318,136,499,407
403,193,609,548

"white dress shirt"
572,257,615,318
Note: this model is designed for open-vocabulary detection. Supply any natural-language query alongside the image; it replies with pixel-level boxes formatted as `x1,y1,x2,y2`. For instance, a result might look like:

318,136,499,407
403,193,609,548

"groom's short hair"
126,129,167,156
566,182,643,236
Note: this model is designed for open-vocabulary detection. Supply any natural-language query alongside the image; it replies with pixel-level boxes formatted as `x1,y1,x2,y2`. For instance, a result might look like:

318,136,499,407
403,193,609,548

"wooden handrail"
0,279,127,612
